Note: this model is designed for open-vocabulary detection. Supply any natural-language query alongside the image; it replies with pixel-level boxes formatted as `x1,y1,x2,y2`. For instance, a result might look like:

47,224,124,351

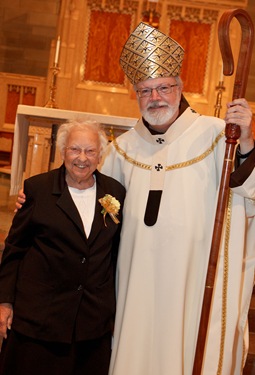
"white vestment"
101,107,255,375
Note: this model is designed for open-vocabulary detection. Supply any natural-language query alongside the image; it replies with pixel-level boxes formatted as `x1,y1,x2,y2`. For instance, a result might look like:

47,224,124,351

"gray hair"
56,118,108,158
174,76,183,89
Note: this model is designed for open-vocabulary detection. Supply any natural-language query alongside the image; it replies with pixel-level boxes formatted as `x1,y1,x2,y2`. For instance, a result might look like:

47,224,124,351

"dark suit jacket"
0,164,125,343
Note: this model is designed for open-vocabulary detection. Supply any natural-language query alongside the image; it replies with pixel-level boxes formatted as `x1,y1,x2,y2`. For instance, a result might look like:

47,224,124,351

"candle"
54,36,61,64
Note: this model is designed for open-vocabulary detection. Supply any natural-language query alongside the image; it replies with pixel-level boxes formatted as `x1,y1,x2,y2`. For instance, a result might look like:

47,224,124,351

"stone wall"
0,0,60,77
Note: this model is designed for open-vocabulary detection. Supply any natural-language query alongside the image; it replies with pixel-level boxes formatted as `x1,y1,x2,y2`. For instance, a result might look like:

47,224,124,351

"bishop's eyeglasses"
136,84,178,98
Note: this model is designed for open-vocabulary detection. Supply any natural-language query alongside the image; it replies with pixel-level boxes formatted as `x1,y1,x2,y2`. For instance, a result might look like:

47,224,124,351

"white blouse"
68,180,96,237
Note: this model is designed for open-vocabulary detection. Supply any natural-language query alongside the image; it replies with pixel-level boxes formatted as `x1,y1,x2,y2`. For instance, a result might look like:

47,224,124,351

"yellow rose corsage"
99,194,120,227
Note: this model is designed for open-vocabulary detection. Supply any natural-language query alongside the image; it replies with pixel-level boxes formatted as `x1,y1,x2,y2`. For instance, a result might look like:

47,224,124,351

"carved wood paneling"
22,87,37,106
5,85,37,124
5,86,21,124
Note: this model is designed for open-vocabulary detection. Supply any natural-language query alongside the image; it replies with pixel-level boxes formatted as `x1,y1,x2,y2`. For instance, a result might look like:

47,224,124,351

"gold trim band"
113,130,225,171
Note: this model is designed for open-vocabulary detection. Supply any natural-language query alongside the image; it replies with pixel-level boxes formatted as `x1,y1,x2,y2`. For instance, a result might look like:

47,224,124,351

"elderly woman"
0,119,125,375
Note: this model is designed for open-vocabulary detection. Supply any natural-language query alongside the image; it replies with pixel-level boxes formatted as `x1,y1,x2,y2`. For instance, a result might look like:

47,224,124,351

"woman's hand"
14,189,26,213
0,303,13,339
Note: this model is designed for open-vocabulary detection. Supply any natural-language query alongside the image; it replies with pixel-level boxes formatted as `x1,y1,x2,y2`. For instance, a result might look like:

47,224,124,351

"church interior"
0,0,255,373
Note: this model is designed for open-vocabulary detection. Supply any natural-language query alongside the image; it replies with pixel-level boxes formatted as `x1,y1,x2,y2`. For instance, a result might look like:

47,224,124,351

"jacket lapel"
87,176,105,245
52,165,86,236
56,187,86,236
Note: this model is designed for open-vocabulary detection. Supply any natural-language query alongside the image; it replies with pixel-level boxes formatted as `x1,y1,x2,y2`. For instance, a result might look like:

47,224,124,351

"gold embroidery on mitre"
112,130,225,171
120,22,185,84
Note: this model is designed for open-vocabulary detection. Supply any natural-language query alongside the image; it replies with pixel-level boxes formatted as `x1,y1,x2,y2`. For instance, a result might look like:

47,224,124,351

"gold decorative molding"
87,0,138,11
184,6,202,21
105,0,124,11
122,0,139,12
203,8,219,22
23,87,36,95
8,85,21,93
166,5,182,19
166,4,219,22
28,126,52,137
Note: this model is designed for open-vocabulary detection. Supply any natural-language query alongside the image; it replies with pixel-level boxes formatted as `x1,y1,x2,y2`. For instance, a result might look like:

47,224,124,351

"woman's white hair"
56,118,108,158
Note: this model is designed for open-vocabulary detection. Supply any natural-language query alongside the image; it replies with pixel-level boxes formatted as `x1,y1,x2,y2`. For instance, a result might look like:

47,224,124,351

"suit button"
77,285,83,291
81,257,86,263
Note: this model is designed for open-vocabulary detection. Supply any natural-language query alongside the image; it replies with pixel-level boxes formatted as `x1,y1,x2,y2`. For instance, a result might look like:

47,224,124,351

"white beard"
141,100,179,127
